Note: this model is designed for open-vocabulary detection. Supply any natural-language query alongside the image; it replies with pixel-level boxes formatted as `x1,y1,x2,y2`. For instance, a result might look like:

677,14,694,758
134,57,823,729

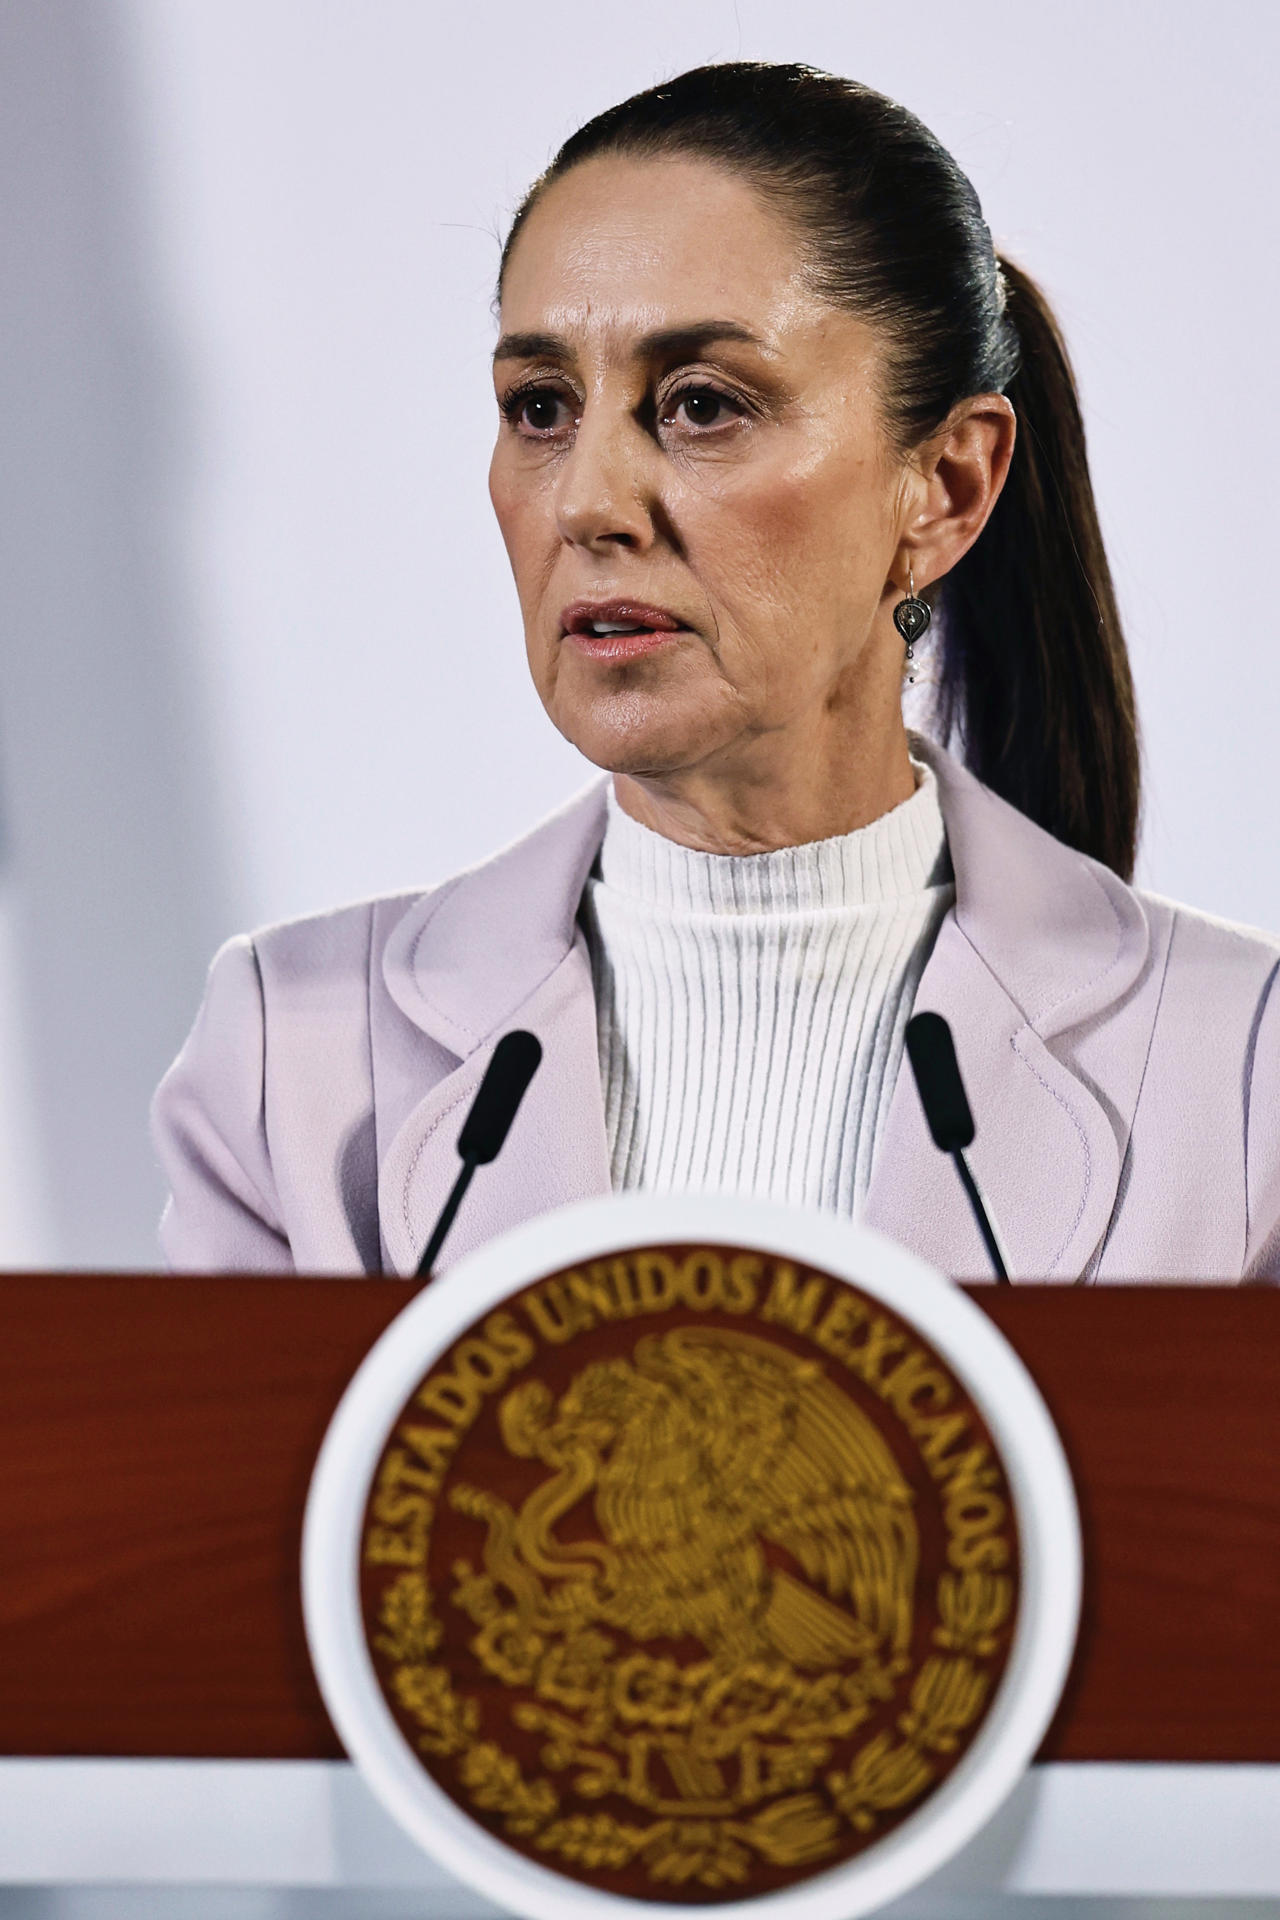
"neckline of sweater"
591,756,951,915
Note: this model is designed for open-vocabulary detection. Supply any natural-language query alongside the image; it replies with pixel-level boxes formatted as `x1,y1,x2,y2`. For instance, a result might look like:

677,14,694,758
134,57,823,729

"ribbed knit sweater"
579,757,954,1217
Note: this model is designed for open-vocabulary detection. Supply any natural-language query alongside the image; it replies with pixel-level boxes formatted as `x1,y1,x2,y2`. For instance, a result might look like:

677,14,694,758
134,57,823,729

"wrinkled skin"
489,155,1015,853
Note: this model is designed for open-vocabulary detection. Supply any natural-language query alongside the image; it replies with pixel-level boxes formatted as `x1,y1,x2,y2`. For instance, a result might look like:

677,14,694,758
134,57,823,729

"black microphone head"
456,1029,543,1165
905,1011,975,1153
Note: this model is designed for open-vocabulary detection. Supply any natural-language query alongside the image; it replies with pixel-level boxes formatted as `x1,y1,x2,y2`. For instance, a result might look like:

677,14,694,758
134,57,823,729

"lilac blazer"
151,735,1280,1282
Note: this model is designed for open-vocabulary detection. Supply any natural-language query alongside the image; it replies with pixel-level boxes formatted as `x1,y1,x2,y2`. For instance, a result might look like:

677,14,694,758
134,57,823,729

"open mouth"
560,602,690,661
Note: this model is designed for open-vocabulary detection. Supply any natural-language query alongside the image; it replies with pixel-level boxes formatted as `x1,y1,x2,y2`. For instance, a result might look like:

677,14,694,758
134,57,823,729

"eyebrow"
492,320,769,365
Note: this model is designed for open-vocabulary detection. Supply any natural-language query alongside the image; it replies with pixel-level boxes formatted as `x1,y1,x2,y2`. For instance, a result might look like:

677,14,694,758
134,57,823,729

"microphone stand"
905,1011,1011,1285
949,1146,1010,1284
415,1030,542,1281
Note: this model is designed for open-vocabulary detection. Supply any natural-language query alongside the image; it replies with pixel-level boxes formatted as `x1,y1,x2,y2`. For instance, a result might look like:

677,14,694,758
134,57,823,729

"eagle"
480,1325,918,1674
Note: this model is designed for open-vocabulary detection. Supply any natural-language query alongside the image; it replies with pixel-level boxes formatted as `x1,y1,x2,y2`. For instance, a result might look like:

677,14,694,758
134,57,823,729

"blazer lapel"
863,918,1126,1279
377,782,613,1277
374,741,1164,1284
865,736,1157,1281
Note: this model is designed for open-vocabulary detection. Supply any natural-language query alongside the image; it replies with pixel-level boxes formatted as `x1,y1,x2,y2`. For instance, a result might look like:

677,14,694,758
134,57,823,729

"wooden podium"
2,1276,1278,1906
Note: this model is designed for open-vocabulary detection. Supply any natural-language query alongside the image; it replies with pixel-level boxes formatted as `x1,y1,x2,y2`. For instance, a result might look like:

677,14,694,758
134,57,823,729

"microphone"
415,1030,543,1280
904,1011,1010,1284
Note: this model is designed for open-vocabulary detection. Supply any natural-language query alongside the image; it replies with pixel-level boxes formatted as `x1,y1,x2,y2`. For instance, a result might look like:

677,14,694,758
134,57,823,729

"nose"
554,407,656,554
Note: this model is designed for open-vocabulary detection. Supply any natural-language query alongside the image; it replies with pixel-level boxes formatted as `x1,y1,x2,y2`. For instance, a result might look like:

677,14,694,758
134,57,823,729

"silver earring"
894,559,931,684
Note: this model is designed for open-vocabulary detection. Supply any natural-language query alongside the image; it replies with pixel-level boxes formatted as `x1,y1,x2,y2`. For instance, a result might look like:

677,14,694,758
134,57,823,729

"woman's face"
489,155,926,792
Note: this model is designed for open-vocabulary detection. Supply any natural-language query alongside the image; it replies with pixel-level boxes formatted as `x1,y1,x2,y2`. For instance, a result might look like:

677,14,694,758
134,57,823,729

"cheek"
686,451,887,639
489,457,554,611
487,450,525,564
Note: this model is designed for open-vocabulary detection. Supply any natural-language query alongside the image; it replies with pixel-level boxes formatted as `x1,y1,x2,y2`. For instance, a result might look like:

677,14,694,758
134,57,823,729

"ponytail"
937,258,1140,877
502,64,1141,876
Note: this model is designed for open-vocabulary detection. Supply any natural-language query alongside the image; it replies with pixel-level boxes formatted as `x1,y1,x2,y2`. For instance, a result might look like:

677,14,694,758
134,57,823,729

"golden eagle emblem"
462,1326,915,1671
360,1254,1018,1897
444,1326,918,1818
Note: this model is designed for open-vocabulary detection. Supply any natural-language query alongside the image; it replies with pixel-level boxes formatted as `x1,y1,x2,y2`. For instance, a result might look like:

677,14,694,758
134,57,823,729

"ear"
903,395,1017,587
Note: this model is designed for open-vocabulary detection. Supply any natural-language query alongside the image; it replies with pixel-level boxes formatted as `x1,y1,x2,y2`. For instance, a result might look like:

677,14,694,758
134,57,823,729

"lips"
561,599,686,638
559,598,690,665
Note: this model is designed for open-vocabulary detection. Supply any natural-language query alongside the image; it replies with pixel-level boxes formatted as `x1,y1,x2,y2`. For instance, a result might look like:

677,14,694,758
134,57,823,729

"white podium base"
0,1759,1276,1913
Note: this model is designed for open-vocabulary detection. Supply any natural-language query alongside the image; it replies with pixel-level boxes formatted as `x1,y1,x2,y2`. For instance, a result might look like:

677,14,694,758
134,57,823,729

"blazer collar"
912,731,1151,1041
863,734,1155,1279
381,778,610,1058
377,780,612,1275
380,741,1156,1281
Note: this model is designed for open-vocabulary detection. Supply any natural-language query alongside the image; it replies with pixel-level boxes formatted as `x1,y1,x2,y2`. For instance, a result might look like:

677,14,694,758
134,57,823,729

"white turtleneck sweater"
579,757,954,1218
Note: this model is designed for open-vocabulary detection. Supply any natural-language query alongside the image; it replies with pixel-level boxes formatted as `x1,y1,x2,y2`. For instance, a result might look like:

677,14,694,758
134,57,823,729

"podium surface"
2,1275,1278,1908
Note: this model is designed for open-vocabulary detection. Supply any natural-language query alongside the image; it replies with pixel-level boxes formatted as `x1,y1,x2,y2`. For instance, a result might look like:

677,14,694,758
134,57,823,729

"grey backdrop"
1,0,1275,1266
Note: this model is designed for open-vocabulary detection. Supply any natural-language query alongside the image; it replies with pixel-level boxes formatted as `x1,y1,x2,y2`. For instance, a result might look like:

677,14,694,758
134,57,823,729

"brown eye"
519,391,562,432
680,390,725,425
501,384,572,435
661,384,743,431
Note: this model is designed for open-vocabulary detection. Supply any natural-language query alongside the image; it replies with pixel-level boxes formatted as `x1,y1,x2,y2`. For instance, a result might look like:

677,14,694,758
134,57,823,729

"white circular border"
303,1194,1080,1920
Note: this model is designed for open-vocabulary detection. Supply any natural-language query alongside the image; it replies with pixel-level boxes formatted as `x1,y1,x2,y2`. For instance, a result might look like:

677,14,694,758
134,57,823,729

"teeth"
589,620,645,634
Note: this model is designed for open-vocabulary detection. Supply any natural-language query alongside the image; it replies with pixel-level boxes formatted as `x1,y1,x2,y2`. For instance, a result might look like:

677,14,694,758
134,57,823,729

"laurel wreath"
372,1565,1011,1888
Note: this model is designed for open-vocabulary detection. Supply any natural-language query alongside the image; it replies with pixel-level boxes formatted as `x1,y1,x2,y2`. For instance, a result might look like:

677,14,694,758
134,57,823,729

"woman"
152,62,1280,1282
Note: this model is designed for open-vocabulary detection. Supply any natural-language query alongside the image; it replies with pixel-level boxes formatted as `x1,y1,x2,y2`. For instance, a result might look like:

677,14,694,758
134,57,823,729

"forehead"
499,154,817,345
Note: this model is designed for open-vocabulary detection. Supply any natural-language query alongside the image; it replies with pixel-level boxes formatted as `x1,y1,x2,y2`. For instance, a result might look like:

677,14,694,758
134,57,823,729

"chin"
552,688,727,780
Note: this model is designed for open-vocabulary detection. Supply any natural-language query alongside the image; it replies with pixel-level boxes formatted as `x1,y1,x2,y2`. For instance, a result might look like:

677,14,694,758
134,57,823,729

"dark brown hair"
499,62,1140,877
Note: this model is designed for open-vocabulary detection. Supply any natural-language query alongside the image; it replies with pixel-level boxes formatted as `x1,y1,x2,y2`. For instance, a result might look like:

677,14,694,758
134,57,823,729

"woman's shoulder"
1133,884,1280,989
178,891,435,1046
226,781,611,1005
1122,887,1280,1186
1124,888,1280,1280
236,885,433,984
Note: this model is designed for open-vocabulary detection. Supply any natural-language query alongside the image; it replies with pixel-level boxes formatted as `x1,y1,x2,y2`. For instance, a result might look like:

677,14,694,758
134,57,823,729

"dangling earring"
893,558,931,685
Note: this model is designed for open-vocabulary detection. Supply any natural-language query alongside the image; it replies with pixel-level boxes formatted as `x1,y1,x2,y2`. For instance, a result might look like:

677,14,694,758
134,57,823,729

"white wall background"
0,0,1276,1267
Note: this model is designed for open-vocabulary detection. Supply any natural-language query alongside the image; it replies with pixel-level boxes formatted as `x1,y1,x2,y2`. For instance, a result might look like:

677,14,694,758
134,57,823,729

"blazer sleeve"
1244,957,1280,1282
150,935,294,1272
